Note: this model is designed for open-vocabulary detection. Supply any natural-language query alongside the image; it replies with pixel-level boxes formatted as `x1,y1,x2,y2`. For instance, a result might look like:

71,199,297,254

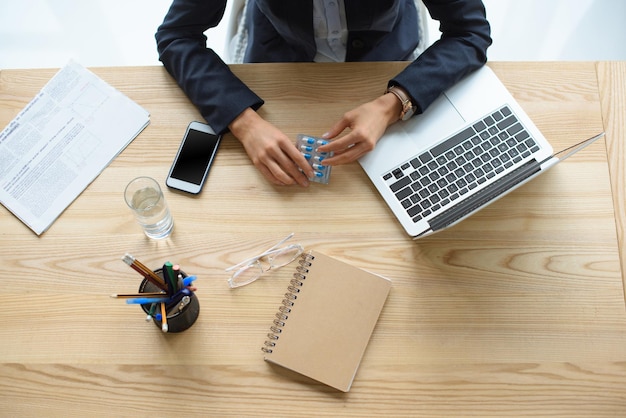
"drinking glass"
124,176,174,239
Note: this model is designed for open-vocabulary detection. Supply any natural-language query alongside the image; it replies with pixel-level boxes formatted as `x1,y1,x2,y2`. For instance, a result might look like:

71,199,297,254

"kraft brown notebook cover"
262,250,392,392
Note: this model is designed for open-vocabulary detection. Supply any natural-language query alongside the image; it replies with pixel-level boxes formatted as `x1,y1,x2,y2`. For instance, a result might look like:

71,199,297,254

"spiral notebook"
262,250,392,392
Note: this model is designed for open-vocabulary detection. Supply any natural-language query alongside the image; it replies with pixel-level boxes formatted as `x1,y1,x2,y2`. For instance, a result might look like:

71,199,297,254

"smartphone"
166,121,222,194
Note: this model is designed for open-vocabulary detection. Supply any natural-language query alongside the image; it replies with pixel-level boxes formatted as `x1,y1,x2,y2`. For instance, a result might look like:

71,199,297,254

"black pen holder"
138,268,200,333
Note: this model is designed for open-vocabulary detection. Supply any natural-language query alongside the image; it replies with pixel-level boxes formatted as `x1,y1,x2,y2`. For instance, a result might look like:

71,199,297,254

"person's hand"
229,108,314,187
317,92,402,165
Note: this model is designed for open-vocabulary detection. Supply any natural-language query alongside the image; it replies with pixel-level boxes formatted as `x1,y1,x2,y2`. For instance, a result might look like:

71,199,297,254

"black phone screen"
170,129,220,185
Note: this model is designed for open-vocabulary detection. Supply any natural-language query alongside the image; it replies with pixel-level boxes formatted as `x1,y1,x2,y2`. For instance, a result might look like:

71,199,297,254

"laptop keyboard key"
390,176,411,192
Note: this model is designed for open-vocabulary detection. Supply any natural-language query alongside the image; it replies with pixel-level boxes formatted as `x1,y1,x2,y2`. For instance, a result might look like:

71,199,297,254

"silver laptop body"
358,66,603,238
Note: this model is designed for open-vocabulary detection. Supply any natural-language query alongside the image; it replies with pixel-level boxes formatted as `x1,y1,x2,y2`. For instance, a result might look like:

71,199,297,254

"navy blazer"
156,0,491,134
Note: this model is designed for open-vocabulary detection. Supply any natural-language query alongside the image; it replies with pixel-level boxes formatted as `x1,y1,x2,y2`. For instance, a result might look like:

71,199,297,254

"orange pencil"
160,302,168,333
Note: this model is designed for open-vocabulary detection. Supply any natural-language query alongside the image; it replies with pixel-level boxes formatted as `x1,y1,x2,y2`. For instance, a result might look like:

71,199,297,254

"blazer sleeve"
390,0,492,115
155,0,264,134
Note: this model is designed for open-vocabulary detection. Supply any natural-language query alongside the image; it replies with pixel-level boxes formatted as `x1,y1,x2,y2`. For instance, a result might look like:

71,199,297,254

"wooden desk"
1,62,625,417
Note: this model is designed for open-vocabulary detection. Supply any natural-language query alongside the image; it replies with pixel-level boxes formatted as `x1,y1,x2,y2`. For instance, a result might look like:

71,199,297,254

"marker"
146,303,157,321
163,261,177,295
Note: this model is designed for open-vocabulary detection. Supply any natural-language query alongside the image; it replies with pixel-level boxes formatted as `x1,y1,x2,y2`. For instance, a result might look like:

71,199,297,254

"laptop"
358,66,604,238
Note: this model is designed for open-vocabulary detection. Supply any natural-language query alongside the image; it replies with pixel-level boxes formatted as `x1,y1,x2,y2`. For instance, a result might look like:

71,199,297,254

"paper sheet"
0,60,150,235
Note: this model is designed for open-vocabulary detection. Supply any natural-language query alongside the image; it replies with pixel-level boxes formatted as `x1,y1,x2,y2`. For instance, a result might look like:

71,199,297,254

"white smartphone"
166,121,222,194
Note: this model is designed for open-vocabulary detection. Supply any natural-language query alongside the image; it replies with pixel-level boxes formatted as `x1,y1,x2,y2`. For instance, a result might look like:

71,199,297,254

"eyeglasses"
226,233,304,288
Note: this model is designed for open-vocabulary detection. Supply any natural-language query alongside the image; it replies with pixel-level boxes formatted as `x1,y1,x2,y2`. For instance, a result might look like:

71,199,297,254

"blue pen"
126,296,170,305
183,275,197,287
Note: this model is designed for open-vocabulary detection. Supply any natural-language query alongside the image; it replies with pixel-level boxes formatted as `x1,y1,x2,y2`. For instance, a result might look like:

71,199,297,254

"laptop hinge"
428,159,542,232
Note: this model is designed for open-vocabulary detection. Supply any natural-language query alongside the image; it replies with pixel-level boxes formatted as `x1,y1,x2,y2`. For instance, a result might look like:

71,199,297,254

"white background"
1,0,625,69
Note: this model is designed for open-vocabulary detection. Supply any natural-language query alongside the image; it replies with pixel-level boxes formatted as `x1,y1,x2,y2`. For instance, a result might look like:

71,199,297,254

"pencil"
122,253,167,291
128,254,166,285
110,292,166,299
160,302,168,333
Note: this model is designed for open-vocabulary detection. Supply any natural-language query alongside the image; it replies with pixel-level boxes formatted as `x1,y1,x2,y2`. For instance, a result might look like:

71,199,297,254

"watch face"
402,106,415,121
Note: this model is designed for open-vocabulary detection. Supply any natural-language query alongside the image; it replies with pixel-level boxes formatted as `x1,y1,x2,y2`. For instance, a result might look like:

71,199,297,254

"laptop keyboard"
383,106,540,223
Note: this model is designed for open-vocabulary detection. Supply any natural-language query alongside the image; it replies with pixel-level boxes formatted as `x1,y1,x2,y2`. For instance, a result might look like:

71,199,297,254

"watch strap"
386,85,415,121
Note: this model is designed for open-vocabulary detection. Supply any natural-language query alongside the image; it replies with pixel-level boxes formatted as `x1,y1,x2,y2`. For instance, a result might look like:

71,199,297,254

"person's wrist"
385,85,416,121
229,108,259,141
378,92,404,125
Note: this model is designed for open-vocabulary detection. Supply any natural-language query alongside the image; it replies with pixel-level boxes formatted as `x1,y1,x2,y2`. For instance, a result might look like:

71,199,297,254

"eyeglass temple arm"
225,232,295,272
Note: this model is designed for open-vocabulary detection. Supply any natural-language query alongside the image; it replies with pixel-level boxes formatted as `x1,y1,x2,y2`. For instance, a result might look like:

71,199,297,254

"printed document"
0,60,150,235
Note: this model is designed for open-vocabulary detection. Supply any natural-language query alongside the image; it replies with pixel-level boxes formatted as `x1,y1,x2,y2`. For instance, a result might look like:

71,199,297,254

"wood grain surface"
0,62,625,417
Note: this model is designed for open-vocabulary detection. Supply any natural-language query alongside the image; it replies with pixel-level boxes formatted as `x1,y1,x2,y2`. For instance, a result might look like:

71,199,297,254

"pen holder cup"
138,268,200,333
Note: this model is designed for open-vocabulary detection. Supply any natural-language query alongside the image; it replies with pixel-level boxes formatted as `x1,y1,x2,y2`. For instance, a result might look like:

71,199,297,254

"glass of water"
124,176,174,239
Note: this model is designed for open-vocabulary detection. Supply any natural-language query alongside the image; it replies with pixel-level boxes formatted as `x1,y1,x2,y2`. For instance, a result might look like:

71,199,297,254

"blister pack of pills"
296,134,333,184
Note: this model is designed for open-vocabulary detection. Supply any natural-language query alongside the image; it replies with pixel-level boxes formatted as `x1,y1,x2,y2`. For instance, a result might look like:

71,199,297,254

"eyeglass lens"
229,245,302,288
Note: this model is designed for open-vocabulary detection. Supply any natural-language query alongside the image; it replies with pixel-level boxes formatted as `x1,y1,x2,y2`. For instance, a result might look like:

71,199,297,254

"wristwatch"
386,85,416,121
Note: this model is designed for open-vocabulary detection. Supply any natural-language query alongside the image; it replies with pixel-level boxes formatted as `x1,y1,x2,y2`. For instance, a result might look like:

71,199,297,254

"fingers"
257,164,288,186
255,139,313,187
317,130,377,165
320,142,369,165
322,116,350,141
318,133,356,154
318,99,392,165
230,109,312,187
269,155,311,188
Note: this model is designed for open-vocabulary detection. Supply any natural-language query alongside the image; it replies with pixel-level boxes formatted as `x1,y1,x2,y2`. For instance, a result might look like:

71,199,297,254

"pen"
125,296,170,305
183,276,197,287
173,264,182,289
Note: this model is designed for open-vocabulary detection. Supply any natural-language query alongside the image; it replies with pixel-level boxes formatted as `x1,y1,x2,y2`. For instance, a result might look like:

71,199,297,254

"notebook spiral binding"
262,252,315,353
